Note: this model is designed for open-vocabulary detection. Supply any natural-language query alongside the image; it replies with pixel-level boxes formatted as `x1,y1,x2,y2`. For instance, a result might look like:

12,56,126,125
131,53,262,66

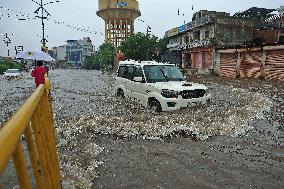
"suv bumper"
160,94,211,111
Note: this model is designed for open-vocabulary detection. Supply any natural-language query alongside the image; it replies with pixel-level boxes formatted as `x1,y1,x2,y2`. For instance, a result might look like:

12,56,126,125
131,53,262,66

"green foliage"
157,38,169,55
84,55,100,70
84,42,115,70
0,64,9,74
119,32,158,61
0,61,22,74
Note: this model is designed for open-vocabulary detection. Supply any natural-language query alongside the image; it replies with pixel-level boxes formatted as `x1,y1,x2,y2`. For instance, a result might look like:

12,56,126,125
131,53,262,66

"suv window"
144,65,185,83
134,66,144,78
126,65,135,80
118,64,144,81
117,66,127,78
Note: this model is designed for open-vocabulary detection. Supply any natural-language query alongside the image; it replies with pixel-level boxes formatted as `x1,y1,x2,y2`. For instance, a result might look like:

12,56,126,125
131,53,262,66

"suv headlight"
161,90,179,98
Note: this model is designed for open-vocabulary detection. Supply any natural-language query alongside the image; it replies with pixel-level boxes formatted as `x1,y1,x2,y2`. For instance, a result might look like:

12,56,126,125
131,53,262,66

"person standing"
31,60,46,87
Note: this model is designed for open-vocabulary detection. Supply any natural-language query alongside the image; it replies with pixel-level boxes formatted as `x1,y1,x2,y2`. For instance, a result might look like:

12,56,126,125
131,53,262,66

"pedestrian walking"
31,60,46,87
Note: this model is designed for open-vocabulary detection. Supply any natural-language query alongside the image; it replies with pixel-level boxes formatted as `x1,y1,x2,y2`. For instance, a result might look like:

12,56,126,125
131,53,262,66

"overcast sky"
0,0,283,57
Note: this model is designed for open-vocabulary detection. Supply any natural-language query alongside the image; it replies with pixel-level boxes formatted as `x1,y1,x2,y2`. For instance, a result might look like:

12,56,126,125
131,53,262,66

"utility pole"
146,26,151,60
32,0,59,49
2,33,12,57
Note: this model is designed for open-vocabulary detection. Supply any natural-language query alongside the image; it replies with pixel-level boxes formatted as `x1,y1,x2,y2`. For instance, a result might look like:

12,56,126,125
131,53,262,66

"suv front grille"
180,89,206,99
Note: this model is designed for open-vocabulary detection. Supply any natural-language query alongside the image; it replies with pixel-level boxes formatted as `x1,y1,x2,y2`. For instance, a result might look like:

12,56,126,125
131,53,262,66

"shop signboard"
166,27,179,38
178,25,186,33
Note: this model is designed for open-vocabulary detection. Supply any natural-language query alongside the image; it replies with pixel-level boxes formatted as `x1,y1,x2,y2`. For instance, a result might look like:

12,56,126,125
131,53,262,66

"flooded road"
0,69,283,188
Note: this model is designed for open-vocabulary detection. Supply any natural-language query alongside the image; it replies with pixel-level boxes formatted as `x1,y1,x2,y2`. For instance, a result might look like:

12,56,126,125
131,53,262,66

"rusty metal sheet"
220,53,237,78
240,52,262,79
265,50,284,81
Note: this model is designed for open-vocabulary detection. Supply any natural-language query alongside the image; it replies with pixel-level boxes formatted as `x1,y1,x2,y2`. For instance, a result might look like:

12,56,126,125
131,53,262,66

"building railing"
0,84,61,189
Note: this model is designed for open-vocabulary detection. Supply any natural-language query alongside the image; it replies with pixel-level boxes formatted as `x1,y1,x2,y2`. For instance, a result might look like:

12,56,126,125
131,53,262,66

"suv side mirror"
133,77,143,82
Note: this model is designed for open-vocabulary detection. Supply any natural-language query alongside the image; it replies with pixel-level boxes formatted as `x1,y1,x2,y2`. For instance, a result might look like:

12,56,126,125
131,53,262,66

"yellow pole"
31,106,52,188
24,123,45,189
12,143,32,189
39,96,60,188
42,94,61,187
114,19,117,47
126,20,128,38
120,19,123,45
37,99,57,189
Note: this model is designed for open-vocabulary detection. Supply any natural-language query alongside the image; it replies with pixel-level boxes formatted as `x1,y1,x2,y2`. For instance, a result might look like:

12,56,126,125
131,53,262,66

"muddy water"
0,70,283,189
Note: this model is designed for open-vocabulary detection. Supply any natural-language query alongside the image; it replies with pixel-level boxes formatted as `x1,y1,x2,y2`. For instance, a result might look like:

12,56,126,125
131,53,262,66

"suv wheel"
149,100,162,113
116,89,125,98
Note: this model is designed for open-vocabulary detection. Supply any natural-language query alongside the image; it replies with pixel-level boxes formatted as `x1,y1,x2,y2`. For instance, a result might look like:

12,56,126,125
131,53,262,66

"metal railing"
0,84,61,189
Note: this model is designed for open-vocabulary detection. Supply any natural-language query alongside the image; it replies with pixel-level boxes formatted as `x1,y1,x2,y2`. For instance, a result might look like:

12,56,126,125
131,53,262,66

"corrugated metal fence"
218,45,284,81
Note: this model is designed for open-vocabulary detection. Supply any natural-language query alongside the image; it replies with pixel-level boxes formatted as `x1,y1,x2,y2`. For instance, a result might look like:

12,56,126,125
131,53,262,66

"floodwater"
0,69,283,189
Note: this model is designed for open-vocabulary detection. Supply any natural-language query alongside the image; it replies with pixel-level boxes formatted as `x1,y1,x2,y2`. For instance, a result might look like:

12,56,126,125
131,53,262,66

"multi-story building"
165,10,254,71
79,37,94,58
262,6,284,44
52,45,67,68
66,40,82,66
66,37,94,67
53,45,66,61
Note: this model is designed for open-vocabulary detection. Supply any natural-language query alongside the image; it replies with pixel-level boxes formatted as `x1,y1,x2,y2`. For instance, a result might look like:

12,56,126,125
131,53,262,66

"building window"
205,30,210,39
193,31,200,41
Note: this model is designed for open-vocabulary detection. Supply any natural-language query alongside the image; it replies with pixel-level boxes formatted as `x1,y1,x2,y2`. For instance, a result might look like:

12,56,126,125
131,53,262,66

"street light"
31,0,60,48
2,33,13,57
146,26,152,60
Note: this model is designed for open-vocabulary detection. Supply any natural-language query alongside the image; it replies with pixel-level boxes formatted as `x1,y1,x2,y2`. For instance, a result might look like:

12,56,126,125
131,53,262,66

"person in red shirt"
31,61,46,87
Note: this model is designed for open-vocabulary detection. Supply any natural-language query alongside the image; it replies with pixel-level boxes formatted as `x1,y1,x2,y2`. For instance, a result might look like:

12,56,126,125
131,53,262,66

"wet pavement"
0,69,283,189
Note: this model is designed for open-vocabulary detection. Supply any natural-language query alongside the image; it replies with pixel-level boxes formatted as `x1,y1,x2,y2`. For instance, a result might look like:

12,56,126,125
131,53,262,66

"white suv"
3,69,22,78
115,60,211,112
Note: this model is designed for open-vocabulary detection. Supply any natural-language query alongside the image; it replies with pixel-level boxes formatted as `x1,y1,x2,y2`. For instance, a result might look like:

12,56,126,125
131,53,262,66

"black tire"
149,100,162,113
116,89,125,98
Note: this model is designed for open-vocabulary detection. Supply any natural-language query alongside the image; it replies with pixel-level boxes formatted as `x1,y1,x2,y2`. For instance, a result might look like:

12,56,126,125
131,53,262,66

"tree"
119,32,158,61
97,42,115,68
0,60,22,74
154,37,169,61
157,38,169,55
84,42,115,70
84,55,100,70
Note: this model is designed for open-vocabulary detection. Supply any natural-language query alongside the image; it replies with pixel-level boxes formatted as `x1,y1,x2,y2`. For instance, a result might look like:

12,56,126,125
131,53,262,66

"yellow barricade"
0,84,61,189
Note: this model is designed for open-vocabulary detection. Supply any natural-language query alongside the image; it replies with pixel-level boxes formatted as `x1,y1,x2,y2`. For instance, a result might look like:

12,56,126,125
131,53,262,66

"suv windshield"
144,65,184,83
